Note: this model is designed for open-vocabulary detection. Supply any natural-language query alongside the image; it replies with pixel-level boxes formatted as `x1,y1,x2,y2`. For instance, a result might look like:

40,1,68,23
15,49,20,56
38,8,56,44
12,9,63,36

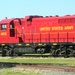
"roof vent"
50,16,53,17
55,15,59,17
5,17,7,19
46,16,49,17
65,15,70,16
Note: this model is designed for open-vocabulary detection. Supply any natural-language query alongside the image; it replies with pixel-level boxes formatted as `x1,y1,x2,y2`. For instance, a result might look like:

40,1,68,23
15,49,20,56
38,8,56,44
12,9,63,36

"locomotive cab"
0,23,15,37
0,19,17,43
0,18,24,44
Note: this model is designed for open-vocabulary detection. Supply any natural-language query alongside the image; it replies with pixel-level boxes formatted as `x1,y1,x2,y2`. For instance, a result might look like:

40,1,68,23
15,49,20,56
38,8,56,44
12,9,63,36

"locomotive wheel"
2,49,6,57
59,50,65,57
55,49,61,57
50,49,56,56
73,50,75,57
2,45,14,56
9,50,14,56
50,49,60,57
66,49,73,57
36,48,45,54
7,45,14,56
2,46,7,57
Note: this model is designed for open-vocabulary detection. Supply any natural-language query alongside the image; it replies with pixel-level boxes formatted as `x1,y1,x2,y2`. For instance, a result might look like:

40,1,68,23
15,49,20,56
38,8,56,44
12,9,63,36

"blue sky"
0,0,75,20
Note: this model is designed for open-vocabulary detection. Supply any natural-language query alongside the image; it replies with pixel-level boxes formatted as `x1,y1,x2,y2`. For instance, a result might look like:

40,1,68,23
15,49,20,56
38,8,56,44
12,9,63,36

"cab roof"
0,18,15,24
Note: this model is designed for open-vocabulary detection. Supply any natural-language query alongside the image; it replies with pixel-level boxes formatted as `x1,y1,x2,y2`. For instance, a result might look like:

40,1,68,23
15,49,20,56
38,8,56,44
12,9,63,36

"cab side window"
1,24,6,30
10,24,13,28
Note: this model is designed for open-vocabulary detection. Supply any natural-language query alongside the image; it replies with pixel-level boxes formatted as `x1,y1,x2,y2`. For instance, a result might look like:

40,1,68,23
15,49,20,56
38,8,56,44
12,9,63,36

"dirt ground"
15,64,75,72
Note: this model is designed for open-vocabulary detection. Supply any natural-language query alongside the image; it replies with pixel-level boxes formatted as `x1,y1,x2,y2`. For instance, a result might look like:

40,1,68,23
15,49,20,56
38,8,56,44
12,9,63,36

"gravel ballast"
12,68,75,75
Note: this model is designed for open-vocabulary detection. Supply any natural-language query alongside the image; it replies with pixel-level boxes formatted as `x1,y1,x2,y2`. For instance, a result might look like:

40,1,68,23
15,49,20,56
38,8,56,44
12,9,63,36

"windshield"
1,24,6,30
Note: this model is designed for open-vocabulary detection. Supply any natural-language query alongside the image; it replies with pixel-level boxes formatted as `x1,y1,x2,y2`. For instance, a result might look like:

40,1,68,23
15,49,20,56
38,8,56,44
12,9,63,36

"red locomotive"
0,15,75,57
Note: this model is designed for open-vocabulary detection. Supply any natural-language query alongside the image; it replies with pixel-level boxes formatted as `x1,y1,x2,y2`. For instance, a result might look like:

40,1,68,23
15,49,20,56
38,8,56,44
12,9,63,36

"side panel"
23,17,75,43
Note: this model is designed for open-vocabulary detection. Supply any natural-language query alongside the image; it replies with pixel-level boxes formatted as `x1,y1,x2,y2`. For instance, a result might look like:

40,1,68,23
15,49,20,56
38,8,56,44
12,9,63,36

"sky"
0,0,75,20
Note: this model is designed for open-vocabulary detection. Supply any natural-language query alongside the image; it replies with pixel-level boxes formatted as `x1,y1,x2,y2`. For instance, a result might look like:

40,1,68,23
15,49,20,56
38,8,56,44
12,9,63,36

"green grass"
0,68,24,75
0,57,75,66
0,68,42,75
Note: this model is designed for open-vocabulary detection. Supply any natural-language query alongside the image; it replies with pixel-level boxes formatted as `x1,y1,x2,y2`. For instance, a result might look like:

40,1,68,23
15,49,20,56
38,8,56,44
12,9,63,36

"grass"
0,57,75,66
0,57,75,75
0,68,24,75
0,68,42,75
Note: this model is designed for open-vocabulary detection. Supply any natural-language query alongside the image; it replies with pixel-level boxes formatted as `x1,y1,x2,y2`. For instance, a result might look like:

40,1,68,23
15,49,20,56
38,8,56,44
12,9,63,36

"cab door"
10,22,15,37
